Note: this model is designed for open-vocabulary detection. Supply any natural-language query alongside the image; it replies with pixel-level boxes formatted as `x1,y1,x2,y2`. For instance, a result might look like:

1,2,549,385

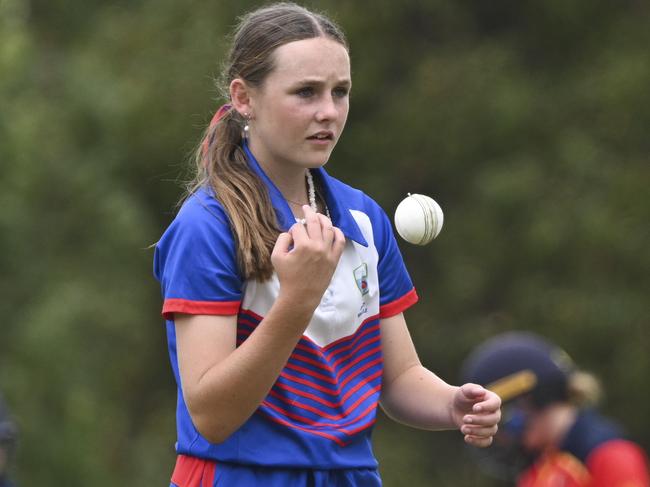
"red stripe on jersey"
237,307,384,445
294,341,330,362
268,384,380,421
237,317,257,330
278,356,382,403
280,371,341,396
289,351,335,375
171,455,217,487
318,315,380,351
341,369,383,402
239,316,380,380
283,352,382,392
274,369,382,409
330,335,381,369
326,323,380,360
336,346,382,380
339,357,383,389
379,288,418,318
257,410,348,447
284,362,338,385
239,307,264,322
238,315,347,367
163,298,240,319
261,397,378,431
202,461,216,487
274,382,344,409
289,332,379,376
340,412,378,436
238,308,379,360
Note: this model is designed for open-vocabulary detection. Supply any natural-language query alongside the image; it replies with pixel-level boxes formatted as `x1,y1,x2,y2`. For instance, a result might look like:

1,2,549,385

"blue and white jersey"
154,144,418,469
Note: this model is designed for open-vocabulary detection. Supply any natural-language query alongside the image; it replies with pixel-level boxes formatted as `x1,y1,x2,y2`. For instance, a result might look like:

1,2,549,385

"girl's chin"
305,158,330,169
303,150,334,167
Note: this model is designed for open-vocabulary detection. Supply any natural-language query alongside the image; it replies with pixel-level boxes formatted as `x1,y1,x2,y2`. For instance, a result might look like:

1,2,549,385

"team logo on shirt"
357,302,368,318
353,263,369,296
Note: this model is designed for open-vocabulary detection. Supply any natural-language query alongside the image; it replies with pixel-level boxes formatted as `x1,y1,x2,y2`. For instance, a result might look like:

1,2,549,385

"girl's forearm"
380,365,459,431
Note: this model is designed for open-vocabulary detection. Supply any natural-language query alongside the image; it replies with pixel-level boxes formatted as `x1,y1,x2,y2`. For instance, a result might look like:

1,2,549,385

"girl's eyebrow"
291,77,351,87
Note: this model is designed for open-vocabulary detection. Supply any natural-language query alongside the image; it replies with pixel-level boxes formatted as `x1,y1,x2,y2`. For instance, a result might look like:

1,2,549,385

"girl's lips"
307,139,332,148
306,137,333,147
307,131,334,140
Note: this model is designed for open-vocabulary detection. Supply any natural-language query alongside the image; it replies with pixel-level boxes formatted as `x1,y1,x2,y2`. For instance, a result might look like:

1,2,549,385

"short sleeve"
371,202,418,318
153,189,244,320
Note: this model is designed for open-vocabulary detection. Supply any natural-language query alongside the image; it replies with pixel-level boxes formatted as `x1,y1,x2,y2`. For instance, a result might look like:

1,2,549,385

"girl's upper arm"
380,313,421,388
174,313,238,398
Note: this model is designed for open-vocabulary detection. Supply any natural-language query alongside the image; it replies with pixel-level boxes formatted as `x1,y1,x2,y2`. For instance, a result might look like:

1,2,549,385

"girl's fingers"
464,434,494,448
461,424,498,438
289,220,309,246
318,213,334,247
463,410,501,427
289,209,344,261
460,383,487,399
472,394,502,414
303,205,323,241
331,227,346,256
273,232,294,255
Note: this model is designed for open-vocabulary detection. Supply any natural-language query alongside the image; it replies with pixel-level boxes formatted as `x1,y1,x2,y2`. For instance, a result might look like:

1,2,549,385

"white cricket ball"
394,193,444,245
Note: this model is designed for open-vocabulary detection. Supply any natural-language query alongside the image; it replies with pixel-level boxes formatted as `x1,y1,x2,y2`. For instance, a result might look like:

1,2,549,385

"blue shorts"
170,455,382,487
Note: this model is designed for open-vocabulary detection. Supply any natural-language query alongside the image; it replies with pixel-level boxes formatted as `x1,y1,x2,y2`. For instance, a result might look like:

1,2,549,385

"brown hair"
187,2,348,281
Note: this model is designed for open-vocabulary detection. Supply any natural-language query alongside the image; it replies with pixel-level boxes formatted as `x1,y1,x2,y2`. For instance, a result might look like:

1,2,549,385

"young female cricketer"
154,3,501,486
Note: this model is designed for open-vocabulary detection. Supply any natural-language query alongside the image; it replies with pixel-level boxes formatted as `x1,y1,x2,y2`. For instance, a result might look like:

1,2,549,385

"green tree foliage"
1,0,648,485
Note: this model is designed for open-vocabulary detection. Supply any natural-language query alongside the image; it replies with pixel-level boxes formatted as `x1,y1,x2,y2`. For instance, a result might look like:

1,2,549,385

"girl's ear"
230,78,254,118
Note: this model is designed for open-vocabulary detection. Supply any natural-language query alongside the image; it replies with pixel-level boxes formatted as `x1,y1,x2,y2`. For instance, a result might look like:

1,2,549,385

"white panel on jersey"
240,210,380,348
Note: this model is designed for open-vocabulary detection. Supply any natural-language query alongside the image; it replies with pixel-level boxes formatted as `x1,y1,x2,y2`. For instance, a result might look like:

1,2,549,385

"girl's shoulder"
177,186,229,223
158,186,234,248
165,186,232,236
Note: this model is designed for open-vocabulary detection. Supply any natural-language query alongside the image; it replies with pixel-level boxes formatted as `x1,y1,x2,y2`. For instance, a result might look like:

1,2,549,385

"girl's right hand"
271,205,346,310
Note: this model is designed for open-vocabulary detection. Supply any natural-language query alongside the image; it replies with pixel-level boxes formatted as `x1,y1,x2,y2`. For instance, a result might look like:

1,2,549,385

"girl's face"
246,37,351,175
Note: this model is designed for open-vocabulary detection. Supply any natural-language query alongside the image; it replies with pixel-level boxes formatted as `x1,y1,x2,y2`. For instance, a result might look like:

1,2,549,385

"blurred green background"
1,0,648,485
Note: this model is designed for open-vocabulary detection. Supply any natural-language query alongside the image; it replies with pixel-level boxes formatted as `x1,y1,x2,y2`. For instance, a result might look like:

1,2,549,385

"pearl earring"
243,112,250,140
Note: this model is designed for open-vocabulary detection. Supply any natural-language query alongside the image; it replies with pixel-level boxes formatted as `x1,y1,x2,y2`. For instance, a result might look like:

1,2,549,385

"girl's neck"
248,146,309,205
264,165,309,207
246,142,328,219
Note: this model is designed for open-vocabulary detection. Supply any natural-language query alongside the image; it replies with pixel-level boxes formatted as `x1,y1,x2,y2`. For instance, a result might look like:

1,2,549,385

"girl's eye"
333,87,349,98
296,87,315,98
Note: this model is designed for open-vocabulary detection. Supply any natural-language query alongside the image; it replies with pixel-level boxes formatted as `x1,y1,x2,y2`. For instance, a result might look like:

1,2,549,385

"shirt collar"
243,141,367,247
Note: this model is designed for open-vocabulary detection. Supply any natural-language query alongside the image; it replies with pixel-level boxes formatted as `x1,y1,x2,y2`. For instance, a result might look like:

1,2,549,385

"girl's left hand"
452,383,501,448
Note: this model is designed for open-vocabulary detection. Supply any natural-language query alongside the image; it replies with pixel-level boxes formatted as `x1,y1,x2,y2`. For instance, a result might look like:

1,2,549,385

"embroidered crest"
353,263,369,296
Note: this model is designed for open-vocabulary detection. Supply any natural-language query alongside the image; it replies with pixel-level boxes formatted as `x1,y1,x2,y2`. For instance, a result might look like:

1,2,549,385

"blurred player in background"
0,392,17,487
461,331,650,487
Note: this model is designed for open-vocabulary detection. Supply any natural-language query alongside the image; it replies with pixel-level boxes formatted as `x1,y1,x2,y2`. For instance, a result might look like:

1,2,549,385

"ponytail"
188,106,280,281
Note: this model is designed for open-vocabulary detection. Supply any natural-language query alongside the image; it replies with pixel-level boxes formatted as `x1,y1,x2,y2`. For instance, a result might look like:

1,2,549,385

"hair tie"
201,103,233,159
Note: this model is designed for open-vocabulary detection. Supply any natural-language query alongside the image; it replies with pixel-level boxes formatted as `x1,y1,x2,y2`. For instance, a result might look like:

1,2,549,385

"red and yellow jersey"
518,450,591,487
518,431,649,487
